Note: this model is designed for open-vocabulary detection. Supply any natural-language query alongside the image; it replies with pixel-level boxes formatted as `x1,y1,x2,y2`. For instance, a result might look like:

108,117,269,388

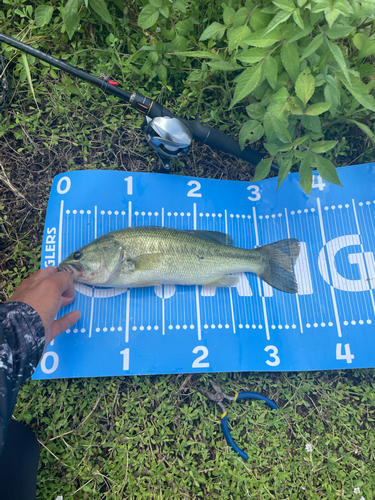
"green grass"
15,370,375,499
1,1,375,498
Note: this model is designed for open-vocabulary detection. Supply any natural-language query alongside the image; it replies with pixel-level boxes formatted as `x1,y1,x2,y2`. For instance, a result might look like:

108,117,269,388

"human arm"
0,267,80,456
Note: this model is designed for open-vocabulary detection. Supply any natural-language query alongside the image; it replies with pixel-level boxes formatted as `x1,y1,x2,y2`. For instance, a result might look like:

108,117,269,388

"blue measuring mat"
33,162,375,379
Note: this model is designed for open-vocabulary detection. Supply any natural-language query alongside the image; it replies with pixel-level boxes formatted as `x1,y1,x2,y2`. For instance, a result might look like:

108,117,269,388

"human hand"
7,267,81,348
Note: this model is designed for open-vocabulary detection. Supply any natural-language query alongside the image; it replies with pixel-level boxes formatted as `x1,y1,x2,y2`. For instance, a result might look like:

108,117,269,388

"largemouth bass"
58,226,300,293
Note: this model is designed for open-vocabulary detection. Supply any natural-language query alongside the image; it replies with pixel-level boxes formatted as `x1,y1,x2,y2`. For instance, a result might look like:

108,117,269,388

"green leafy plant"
159,0,375,193
3,0,375,195
200,0,375,192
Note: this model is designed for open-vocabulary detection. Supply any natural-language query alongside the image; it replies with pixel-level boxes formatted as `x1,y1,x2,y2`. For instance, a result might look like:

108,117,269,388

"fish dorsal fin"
133,253,163,271
183,230,234,246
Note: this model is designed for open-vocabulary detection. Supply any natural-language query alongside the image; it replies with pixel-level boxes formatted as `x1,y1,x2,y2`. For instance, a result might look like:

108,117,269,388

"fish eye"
73,251,82,260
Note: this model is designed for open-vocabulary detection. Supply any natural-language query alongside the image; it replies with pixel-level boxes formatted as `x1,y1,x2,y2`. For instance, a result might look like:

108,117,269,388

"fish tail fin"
255,238,300,294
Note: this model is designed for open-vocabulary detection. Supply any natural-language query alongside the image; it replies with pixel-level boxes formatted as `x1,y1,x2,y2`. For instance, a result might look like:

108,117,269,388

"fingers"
61,294,76,308
29,267,58,283
48,270,75,295
50,310,81,342
34,268,75,299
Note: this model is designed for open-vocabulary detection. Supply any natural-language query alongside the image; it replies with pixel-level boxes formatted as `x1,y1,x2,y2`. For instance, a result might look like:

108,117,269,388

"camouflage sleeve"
0,302,45,456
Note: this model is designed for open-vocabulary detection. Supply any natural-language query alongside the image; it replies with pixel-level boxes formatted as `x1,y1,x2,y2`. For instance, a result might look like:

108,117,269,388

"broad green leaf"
272,0,296,11
172,51,221,60
299,151,313,194
149,51,158,64
228,25,251,53
156,64,167,83
301,33,323,60
311,0,331,13
249,9,271,31
138,4,159,29
324,82,339,116
35,5,54,26
271,115,292,143
353,33,367,50
62,0,80,39
313,156,343,186
253,157,274,181
229,63,263,109
295,71,315,106
199,22,227,41
347,87,375,112
90,0,112,23
150,0,162,7
334,0,353,16
223,6,236,25
325,23,355,39
265,56,278,89
159,5,169,18
277,156,293,190
264,142,283,155
293,9,304,30
208,60,239,71
289,102,303,114
327,40,350,84
175,20,193,36
237,48,266,63
233,7,251,28
246,102,266,120
324,7,340,27
348,120,374,143
268,101,288,121
309,140,337,153
298,0,307,5
243,29,282,47
302,115,322,133
239,120,264,149
359,63,375,78
272,87,290,103
263,112,277,141
339,75,375,112
281,42,299,82
358,41,375,59
262,10,293,37
294,135,308,146
172,34,188,52
187,71,203,82
305,102,331,115
174,0,186,13
286,22,313,43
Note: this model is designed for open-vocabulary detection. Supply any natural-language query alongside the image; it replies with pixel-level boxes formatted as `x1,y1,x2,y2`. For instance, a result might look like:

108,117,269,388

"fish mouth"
58,263,84,277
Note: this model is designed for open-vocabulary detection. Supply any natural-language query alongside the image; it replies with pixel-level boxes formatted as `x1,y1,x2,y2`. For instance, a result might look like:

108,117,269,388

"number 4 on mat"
336,343,354,364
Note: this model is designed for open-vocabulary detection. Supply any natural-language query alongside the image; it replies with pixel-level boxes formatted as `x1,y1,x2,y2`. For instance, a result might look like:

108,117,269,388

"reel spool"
143,115,192,173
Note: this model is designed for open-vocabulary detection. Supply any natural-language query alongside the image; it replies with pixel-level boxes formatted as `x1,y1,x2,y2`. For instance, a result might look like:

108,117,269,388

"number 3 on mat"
265,345,280,366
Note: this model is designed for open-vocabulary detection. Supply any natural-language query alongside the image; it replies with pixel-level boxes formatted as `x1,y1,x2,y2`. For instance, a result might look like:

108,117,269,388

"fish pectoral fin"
105,248,124,283
133,253,163,271
203,275,239,287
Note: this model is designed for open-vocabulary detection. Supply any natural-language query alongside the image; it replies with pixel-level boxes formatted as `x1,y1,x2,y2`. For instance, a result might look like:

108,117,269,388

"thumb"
50,310,81,342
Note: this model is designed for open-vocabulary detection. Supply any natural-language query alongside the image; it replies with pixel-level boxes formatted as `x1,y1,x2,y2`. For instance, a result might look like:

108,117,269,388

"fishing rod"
0,32,278,173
